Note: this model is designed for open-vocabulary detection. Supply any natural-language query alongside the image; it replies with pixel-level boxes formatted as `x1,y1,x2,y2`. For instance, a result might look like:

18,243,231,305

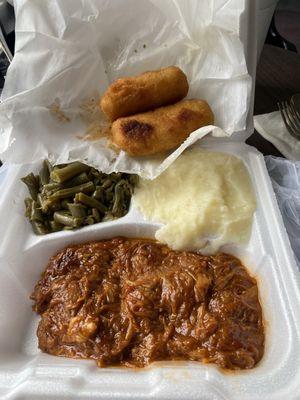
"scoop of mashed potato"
133,148,256,254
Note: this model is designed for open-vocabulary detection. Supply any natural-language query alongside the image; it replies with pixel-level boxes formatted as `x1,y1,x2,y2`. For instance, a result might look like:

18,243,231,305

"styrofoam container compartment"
0,1,300,400
0,141,300,400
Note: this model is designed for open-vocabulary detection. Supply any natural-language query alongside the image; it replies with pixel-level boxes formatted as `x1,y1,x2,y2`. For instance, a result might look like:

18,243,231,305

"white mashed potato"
133,148,256,254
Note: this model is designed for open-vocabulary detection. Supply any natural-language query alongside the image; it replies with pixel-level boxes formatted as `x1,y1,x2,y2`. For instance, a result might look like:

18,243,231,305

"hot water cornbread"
100,66,189,121
111,99,214,156
100,66,214,156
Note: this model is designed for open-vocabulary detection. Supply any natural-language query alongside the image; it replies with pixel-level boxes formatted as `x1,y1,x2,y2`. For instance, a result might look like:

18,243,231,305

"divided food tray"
0,142,300,400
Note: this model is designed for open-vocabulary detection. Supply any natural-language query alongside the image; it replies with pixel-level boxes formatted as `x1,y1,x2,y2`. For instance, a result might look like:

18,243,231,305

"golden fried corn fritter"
110,99,214,156
100,66,189,121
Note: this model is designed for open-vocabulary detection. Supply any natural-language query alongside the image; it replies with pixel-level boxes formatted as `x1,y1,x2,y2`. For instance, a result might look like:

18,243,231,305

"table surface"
246,44,300,157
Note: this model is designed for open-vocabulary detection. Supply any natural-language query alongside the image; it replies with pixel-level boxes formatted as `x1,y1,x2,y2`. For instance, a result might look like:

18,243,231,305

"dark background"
246,0,300,156
276,0,300,51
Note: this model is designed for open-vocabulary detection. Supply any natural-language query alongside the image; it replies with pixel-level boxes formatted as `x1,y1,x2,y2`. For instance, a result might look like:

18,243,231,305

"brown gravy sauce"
31,237,264,370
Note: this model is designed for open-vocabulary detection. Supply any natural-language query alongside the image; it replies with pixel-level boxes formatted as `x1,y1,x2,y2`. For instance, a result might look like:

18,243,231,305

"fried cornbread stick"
111,99,214,156
100,66,189,121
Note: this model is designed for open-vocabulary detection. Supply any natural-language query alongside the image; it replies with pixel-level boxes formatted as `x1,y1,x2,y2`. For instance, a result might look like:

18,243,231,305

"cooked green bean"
112,182,124,216
89,168,98,177
49,181,95,200
102,179,112,189
50,162,90,183
30,200,44,222
63,226,75,231
37,194,59,213
24,198,33,218
64,172,89,188
38,193,61,213
41,182,62,196
31,221,49,235
49,220,64,232
39,160,51,186
44,159,53,174
53,211,84,227
85,215,94,225
21,173,39,200
75,192,107,213
54,163,66,168
105,191,114,202
92,208,101,222
61,199,70,210
110,172,122,181
68,203,87,218
21,159,138,234
37,193,43,207
102,212,115,222
92,187,105,201
89,169,103,181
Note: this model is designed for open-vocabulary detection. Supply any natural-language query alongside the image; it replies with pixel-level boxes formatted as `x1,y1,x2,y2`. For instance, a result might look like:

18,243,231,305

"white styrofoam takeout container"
0,1,300,400
1,141,300,400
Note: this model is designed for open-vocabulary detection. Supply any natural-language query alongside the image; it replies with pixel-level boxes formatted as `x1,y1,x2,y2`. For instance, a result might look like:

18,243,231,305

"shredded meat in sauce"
31,238,264,370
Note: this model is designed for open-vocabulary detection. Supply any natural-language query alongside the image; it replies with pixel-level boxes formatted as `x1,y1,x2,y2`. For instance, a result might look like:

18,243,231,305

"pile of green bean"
21,160,138,235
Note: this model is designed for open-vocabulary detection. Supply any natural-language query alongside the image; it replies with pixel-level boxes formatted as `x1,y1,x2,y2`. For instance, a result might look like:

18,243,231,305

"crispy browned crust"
110,99,214,156
100,66,189,121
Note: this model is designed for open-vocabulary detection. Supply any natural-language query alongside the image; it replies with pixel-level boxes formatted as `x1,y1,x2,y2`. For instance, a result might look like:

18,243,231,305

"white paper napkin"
254,111,300,160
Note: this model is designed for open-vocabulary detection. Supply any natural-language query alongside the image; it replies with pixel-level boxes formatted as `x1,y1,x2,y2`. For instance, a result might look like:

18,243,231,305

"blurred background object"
274,0,300,51
0,0,14,54
254,1,297,157
0,0,14,91
247,0,300,157
257,0,280,56
257,0,299,56
265,0,300,53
